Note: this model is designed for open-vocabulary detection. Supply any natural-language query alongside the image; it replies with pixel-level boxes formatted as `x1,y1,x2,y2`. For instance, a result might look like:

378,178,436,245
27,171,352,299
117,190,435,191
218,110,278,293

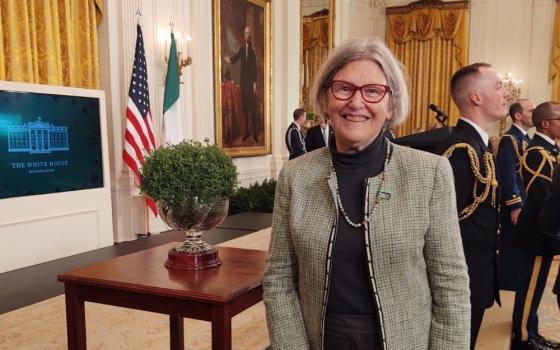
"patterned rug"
0,229,558,349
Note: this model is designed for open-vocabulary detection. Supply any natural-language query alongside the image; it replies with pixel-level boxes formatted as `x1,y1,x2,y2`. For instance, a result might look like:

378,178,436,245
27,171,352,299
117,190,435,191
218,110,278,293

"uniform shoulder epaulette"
521,146,557,191
442,143,498,220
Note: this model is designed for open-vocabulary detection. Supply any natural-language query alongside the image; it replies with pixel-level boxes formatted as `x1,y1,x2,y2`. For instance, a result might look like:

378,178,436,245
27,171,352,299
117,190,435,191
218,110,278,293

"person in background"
511,102,560,350
305,114,335,152
383,126,396,141
489,135,500,156
285,108,307,160
264,37,470,350
540,167,560,311
436,62,508,350
496,99,534,292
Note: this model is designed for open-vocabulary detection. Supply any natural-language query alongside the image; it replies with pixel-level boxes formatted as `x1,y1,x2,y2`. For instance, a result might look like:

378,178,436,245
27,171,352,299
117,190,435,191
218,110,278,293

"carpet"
1,228,558,350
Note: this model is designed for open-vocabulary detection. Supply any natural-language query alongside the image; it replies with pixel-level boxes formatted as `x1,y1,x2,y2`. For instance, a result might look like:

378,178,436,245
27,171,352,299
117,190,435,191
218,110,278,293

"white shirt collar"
293,121,301,130
535,131,556,146
512,123,529,136
460,117,489,146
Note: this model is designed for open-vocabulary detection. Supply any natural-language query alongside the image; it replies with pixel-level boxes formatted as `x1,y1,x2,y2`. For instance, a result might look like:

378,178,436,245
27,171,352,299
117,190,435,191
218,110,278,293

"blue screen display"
0,91,103,199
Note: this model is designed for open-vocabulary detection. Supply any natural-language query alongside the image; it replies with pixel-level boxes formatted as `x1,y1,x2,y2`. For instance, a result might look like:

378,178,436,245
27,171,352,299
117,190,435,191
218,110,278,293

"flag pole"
123,10,158,237
136,7,142,25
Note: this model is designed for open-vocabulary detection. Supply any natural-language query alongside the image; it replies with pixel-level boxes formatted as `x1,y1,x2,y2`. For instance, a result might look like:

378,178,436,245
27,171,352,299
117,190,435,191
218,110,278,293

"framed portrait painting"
213,0,271,157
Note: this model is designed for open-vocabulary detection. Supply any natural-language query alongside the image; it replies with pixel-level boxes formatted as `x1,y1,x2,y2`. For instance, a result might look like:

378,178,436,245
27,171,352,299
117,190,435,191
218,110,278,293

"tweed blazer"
263,144,471,350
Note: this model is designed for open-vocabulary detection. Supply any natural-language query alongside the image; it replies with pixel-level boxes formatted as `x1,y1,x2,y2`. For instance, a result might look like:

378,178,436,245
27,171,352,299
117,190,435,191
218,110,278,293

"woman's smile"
327,59,392,153
342,114,370,122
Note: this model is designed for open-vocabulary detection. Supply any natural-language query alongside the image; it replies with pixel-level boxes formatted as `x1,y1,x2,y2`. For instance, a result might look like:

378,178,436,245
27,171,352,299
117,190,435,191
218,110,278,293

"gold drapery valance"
0,0,102,89
550,0,560,101
386,1,468,137
301,15,329,112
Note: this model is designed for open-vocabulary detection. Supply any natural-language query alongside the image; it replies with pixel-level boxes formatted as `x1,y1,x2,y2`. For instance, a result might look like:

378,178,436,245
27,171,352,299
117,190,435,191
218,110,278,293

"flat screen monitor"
0,89,104,199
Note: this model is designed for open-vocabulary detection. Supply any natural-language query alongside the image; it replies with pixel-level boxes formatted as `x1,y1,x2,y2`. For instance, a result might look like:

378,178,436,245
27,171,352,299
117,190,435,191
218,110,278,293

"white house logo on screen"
7,118,69,154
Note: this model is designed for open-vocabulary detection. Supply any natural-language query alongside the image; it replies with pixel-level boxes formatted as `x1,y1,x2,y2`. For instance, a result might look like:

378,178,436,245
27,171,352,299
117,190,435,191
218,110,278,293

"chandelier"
499,72,522,134
501,72,522,103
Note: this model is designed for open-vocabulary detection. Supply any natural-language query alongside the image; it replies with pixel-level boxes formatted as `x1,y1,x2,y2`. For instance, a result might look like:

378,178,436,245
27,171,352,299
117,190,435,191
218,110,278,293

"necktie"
322,127,328,145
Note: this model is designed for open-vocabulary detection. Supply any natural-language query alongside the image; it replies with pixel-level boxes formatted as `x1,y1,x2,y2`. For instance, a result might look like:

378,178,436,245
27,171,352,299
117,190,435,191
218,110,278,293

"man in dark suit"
496,99,534,291
226,26,258,143
436,62,509,350
305,114,334,152
511,102,560,350
285,108,307,160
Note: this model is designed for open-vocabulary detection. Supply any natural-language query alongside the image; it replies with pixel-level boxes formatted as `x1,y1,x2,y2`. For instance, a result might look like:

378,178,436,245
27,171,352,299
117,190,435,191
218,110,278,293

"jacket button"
497,229,501,235
496,249,500,255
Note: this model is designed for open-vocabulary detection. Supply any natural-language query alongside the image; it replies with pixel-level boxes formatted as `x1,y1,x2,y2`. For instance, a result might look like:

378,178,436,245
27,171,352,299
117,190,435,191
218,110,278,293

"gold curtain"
550,0,560,101
387,6,468,137
0,0,102,89
301,15,329,111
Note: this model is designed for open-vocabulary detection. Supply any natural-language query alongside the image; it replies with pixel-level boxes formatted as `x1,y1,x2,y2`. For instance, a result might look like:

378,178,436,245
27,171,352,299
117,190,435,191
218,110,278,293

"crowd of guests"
273,37,560,350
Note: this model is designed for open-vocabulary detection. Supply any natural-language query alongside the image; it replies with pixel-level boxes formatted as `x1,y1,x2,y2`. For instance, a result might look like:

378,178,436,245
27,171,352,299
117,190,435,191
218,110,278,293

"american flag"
122,24,157,216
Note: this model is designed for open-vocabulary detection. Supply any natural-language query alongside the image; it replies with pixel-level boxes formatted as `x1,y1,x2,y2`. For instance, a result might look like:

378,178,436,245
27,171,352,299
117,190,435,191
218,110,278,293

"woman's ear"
386,103,395,121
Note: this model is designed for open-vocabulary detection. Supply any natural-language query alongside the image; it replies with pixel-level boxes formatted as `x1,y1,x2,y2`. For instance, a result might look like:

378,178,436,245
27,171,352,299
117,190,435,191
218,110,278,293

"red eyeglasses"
329,80,392,103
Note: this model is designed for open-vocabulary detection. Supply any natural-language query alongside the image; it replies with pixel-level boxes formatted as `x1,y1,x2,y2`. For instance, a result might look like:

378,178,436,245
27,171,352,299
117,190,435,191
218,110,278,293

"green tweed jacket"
263,144,470,350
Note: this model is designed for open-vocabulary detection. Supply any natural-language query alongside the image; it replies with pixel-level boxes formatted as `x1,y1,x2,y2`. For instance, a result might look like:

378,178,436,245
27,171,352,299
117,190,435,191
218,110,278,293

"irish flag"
163,31,184,144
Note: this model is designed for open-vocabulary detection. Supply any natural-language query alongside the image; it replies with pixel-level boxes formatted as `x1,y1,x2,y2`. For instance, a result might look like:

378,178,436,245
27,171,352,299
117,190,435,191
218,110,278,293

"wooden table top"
58,243,267,304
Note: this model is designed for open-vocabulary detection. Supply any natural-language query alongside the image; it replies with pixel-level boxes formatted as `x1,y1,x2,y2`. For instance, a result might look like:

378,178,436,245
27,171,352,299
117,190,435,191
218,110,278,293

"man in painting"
225,25,258,144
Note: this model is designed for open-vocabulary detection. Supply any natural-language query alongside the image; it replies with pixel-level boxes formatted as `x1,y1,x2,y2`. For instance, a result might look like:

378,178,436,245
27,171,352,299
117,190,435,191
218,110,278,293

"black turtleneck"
326,132,387,314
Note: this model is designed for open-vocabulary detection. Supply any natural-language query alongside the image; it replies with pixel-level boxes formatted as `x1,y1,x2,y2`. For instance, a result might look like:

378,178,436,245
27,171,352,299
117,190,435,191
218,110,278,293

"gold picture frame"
213,0,271,157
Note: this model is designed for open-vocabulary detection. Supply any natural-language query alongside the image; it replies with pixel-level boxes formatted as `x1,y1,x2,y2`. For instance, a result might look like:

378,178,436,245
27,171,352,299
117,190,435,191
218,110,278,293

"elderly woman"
263,37,470,350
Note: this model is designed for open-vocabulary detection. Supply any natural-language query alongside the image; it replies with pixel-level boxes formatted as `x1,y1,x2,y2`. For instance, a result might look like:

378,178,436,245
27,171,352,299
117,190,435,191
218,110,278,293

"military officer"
285,108,307,160
437,62,508,350
511,102,560,350
496,99,534,291
541,167,560,311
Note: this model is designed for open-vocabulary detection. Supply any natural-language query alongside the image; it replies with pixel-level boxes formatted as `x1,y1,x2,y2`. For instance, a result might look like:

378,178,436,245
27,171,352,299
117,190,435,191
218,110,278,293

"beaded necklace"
332,141,391,228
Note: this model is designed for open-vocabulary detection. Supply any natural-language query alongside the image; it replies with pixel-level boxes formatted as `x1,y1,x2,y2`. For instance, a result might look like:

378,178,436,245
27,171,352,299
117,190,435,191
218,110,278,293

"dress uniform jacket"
304,124,335,152
436,119,501,309
511,133,560,344
541,170,560,296
513,133,560,255
496,126,530,290
285,122,306,160
497,126,530,209
541,169,560,238
263,144,470,350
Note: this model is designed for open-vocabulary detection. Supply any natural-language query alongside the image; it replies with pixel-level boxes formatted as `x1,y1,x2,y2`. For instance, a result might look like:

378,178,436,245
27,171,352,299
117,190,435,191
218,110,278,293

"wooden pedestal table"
58,243,266,350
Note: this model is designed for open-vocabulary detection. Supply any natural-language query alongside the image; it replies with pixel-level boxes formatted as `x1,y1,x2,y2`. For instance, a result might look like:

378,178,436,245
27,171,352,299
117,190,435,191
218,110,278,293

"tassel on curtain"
302,14,329,112
0,0,102,89
386,1,468,137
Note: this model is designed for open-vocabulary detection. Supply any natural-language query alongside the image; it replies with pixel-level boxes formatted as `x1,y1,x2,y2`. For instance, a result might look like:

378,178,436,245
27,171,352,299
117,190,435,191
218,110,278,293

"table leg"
64,284,86,350
169,315,184,350
211,305,232,350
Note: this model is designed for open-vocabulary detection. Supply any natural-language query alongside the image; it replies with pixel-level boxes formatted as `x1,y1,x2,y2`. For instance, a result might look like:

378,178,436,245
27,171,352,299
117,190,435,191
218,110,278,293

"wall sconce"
163,34,192,82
